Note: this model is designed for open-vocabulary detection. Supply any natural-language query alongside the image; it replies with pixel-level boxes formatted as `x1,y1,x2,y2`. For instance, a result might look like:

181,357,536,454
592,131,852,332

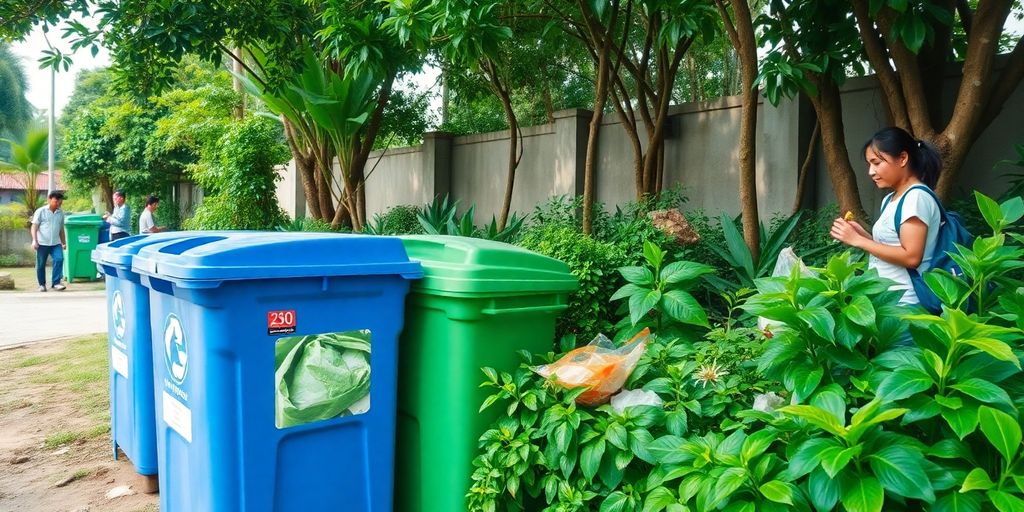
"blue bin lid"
92,231,214,272
131,232,422,283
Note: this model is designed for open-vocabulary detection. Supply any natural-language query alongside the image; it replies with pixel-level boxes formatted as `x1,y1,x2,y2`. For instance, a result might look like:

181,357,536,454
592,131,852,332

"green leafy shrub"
518,224,629,342
365,205,424,235
278,217,341,233
0,202,28,229
776,204,840,267
415,195,527,242
184,116,289,230
0,253,19,266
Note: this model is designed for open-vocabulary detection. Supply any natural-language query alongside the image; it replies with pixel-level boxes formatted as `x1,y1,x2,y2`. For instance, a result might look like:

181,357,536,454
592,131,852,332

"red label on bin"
268,310,296,335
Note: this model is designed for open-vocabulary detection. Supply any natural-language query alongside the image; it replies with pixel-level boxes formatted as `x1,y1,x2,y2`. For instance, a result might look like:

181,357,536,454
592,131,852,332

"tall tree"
0,44,33,141
715,0,761,258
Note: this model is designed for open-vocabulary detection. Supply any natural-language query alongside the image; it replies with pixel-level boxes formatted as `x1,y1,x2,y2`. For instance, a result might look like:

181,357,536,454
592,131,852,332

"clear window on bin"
274,330,372,429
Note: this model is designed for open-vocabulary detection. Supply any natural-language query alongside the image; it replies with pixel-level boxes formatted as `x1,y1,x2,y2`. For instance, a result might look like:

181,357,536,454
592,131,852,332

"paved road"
0,290,107,348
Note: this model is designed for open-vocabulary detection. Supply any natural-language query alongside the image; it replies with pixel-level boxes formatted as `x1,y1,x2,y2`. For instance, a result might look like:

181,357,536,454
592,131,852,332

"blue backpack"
881,184,975,314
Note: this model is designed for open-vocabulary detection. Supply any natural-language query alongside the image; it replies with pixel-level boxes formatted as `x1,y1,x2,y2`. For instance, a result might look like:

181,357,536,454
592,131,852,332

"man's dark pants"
36,244,64,287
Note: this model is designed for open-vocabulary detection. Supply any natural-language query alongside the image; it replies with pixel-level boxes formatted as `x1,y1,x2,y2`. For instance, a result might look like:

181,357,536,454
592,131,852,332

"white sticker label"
111,347,129,379
162,390,193,443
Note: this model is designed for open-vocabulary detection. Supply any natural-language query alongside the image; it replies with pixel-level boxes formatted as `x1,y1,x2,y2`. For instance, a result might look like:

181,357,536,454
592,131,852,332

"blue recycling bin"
92,231,198,476
99,221,111,244
132,232,422,512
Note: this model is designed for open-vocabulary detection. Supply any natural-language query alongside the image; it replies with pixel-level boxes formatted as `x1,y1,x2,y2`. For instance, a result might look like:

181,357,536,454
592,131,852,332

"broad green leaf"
711,467,748,509
962,338,1021,368
924,270,968,306
960,468,995,492
808,467,840,511
978,406,1022,462
798,306,836,342
759,480,795,505
611,283,646,301
741,430,777,463
581,439,606,482
812,385,848,425
868,445,935,501
950,379,1014,408
842,476,884,512
606,422,629,450
877,368,933,401
647,435,691,464
787,437,841,479
660,261,715,285
843,295,877,327
620,266,655,286
988,490,1024,512
643,241,665,270
661,290,710,327
600,491,630,512
821,445,861,478
641,486,676,512
629,289,662,325
976,191,1004,233
933,491,982,512
1001,197,1024,226
942,405,980,440
780,405,846,437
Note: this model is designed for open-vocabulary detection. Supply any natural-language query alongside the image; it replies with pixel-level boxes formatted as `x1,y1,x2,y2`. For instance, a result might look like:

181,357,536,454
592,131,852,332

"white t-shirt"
870,187,942,304
139,208,156,234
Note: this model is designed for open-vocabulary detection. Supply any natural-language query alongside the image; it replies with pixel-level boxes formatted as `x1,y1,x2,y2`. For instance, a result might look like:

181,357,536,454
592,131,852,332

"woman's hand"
830,218,868,248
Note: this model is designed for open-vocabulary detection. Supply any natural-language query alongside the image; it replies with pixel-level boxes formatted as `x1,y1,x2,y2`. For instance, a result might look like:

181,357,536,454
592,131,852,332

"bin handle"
481,304,567,316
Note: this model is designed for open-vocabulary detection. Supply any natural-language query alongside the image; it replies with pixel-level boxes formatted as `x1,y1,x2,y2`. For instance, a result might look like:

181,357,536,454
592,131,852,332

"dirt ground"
0,335,159,512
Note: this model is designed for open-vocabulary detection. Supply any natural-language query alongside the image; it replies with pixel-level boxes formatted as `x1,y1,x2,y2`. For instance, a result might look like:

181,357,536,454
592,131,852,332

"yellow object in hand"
844,211,855,221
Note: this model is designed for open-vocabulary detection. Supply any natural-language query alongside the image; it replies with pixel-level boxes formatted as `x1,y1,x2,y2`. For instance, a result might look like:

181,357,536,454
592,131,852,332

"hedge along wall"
276,59,1024,224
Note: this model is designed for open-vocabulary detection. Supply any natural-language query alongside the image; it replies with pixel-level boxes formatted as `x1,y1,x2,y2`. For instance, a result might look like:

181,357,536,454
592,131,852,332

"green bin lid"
399,235,578,295
65,213,104,225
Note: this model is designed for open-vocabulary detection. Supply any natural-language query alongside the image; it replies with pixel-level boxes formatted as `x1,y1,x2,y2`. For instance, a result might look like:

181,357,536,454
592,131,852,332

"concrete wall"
276,64,1023,224
0,228,32,260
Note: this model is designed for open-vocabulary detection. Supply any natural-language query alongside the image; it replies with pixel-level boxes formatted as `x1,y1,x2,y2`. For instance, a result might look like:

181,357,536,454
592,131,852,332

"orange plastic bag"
533,328,650,406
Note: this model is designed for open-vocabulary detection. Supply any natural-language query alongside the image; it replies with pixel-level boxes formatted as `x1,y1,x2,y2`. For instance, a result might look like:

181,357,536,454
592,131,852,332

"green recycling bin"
64,213,104,282
395,235,578,512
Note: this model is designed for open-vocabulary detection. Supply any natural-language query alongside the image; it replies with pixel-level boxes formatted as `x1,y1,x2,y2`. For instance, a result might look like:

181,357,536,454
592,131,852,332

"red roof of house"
0,171,65,191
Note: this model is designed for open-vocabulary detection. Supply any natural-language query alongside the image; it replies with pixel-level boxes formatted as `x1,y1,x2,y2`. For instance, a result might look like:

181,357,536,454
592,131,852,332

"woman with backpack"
829,126,943,308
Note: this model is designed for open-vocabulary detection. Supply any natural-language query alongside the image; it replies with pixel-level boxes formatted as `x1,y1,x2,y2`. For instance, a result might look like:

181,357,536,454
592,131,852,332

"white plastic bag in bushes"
758,247,814,332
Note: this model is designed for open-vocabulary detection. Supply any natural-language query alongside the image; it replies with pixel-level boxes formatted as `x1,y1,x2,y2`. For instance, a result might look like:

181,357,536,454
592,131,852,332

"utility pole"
47,66,54,195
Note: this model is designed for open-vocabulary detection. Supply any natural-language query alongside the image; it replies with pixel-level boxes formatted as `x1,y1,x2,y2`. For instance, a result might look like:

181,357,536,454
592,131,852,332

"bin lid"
399,235,578,295
65,213,104,226
132,232,422,283
92,231,226,271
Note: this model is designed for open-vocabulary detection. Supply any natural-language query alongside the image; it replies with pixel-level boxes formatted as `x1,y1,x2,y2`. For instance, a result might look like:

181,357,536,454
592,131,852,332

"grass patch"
0,398,33,414
13,355,46,368
44,424,110,449
0,265,106,292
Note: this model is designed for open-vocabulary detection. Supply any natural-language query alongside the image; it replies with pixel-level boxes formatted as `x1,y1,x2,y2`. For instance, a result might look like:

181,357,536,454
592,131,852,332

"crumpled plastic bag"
533,328,649,406
758,247,815,332
610,388,664,413
275,331,371,428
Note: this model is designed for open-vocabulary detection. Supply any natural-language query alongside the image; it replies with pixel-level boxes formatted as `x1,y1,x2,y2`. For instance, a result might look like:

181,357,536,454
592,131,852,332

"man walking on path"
103,190,131,241
31,191,67,292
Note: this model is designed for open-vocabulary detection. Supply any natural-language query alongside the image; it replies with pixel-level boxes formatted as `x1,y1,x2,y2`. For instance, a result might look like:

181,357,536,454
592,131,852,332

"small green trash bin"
64,213,103,282
395,235,578,512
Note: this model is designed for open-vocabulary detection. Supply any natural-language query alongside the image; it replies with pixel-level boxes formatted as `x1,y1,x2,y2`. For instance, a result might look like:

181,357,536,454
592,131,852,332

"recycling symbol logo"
164,314,188,385
112,291,126,340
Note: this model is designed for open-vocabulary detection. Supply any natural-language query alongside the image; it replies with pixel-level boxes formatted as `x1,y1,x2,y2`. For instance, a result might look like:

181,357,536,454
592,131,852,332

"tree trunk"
793,120,820,214
98,177,113,218
809,78,867,220
232,46,245,120
485,59,520,231
282,118,322,220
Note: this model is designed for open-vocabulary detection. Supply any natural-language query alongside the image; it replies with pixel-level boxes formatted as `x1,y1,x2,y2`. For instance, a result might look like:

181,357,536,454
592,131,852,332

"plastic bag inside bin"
275,331,372,428
533,328,649,406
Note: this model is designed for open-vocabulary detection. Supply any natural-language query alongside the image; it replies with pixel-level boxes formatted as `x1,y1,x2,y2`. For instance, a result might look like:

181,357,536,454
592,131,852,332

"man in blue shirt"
31,191,67,292
103,190,131,241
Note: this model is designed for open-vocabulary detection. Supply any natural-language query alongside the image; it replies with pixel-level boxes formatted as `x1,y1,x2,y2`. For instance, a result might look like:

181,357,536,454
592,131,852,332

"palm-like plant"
0,125,51,214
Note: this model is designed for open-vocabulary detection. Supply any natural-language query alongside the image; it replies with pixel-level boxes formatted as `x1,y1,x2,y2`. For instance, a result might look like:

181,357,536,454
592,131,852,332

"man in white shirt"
31,191,68,292
139,195,164,234
103,190,131,241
